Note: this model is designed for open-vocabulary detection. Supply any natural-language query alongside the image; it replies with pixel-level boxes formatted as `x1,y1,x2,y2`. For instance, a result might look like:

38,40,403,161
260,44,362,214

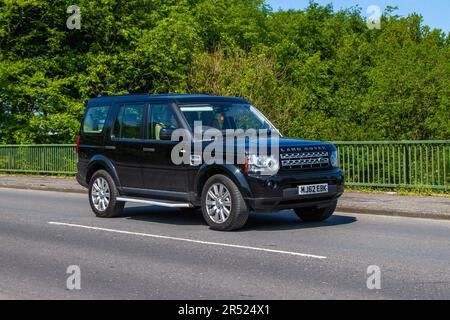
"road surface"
0,187,449,299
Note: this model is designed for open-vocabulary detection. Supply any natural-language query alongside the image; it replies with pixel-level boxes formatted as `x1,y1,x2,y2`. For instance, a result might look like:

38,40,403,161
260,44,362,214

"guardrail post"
404,144,410,185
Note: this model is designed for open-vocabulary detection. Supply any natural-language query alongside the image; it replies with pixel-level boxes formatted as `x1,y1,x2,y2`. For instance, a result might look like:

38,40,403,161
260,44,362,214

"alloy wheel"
91,177,110,212
205,183,232,224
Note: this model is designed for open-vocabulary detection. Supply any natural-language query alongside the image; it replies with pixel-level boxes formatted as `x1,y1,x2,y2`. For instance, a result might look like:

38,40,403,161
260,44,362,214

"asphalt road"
0,187,449,300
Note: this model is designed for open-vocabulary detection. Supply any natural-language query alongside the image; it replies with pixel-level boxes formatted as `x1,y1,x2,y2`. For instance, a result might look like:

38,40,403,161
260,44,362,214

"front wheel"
201,174,249,231
294,201,337,222
89,170,124,218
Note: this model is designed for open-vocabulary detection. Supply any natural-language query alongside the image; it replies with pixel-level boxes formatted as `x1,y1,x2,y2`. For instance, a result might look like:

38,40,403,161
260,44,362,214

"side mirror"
159,128,175,141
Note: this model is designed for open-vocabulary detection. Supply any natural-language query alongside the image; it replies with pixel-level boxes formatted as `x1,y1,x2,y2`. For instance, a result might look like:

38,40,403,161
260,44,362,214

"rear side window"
83,105,110,133
147,104,179,140
113,104,145,140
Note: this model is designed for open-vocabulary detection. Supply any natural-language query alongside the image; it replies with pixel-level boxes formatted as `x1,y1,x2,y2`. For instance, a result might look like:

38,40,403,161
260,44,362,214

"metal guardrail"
0,141,449,190
0,144,77,175
334,141,450,190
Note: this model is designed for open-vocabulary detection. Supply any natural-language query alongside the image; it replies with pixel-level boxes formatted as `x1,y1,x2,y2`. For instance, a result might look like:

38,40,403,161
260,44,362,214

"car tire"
294,200,337,222
201,174,249,231
88,170,124,218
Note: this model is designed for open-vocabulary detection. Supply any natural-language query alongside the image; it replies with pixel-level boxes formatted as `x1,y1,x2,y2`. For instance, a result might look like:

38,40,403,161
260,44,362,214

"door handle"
105,146,116,150
143,147,156,152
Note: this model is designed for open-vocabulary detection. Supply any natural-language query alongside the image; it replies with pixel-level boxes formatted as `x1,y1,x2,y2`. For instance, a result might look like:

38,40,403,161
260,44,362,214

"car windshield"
179,103,279,133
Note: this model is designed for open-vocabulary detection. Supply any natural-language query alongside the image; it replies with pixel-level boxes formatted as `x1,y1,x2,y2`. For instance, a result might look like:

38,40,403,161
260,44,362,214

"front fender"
195,163,253,200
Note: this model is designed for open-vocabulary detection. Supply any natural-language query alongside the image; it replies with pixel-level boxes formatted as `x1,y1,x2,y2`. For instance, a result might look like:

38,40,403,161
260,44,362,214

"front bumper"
244,168,344,211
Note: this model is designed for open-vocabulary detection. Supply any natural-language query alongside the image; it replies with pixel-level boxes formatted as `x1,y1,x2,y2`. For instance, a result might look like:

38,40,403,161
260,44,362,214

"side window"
83,105,110,133
147,104,179,140
112,104,145,140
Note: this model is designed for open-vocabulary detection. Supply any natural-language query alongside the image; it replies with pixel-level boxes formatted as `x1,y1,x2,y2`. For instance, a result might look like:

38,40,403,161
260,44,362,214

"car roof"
87,94,249,107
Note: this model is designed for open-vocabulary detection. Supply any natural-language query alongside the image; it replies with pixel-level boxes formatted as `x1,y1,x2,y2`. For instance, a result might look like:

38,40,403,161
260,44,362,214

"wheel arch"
86,155,121,188
195,164,253,201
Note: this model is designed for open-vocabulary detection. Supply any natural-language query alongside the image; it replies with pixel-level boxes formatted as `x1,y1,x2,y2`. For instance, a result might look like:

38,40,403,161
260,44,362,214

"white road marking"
48,221,327,260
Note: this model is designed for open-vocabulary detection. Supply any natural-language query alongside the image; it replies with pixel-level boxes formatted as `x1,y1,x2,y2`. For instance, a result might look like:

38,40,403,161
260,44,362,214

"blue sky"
266,0,450,32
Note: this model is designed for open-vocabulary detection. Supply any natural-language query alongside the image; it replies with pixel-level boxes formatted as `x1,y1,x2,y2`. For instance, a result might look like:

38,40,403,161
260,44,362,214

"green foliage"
0,0,449,143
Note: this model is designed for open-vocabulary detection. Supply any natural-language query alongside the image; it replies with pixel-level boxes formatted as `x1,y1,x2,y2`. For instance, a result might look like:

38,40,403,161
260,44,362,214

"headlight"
330,150,339,167
247,154,279,176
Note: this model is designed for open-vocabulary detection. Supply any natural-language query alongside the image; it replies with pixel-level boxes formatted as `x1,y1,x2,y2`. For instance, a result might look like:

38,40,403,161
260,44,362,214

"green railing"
0,144,77,175
334,141,450,190
0,141,449,190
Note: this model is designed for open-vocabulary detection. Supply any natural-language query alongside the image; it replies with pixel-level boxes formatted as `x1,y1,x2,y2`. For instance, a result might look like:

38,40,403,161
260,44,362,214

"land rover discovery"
76,94,344,231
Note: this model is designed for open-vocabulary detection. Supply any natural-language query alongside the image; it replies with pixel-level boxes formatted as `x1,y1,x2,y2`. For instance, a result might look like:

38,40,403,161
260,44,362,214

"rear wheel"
201,174,249,231
89,170,124,218
294,201,337,222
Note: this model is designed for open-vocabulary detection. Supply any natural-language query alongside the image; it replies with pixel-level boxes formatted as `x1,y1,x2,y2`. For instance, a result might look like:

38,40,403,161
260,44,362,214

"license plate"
298,184,329,195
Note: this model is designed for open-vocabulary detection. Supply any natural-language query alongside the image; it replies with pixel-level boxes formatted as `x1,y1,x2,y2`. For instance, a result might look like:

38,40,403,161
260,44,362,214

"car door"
141,103,190,197
105,102,146,188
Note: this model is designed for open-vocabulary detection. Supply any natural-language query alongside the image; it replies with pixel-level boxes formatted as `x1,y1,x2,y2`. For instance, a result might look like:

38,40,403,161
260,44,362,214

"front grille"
280,151,329,169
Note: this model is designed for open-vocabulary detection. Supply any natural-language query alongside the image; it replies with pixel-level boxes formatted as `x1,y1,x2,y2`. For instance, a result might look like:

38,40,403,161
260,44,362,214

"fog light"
266,181,277,189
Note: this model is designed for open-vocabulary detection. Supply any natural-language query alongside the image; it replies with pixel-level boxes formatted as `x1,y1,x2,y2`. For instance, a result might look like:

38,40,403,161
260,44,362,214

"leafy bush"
0,0,449,143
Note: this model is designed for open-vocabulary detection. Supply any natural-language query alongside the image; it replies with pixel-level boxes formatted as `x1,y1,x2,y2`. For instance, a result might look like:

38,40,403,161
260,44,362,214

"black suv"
76,94,344,231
